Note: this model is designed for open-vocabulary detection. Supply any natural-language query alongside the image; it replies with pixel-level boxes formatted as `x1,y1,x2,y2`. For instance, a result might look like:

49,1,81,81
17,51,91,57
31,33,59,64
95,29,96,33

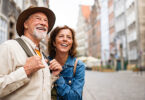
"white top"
0,36,56,100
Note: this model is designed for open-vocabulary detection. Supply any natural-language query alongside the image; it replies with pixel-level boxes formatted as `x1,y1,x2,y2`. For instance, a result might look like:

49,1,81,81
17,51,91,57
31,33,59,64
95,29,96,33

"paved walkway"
83,71,145,100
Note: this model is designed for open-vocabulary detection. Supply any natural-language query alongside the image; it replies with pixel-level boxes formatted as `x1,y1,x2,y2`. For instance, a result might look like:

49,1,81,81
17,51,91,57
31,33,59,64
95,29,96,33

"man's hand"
49,59,62,76
24,56,45,76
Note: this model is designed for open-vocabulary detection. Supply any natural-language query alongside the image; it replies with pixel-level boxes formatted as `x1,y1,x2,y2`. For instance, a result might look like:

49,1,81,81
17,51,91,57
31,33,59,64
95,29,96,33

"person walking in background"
48,25,85,100
0,6,62,100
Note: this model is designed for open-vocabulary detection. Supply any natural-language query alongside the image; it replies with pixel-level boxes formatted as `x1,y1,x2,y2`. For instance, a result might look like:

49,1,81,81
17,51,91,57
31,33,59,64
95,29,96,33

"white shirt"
0,36,56,100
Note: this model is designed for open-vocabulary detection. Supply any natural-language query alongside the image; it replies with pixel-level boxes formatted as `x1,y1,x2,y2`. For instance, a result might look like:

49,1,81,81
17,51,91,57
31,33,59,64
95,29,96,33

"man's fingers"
39,64,45,68
45,59,48,63
24,55,45,76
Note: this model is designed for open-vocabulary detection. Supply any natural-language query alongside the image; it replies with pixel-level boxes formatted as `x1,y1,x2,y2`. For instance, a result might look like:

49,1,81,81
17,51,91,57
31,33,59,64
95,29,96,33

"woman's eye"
67,36,72,39
36,17,41,20
44,19,48,22
59,35,63,37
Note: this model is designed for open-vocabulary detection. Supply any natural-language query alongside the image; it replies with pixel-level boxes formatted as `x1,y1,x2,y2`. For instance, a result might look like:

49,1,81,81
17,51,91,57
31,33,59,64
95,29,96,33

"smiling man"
0,6,62,100
24,12,48,46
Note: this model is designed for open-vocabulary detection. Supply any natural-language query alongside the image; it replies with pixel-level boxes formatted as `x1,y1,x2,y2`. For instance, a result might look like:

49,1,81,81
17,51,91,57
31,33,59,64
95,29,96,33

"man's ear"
24,21,28,29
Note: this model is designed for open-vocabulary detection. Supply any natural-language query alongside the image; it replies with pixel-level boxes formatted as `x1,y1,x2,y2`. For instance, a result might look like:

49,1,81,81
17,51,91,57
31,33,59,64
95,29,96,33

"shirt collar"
21,35,39,50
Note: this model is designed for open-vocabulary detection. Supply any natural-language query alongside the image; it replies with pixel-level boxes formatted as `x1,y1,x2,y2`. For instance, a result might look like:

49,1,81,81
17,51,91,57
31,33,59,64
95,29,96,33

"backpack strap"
15,38,33,57
73,59,78,76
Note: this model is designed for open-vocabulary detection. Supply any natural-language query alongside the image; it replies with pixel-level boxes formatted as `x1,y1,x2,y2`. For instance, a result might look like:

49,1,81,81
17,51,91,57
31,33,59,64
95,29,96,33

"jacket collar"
65,56,76,67
48,56,76,67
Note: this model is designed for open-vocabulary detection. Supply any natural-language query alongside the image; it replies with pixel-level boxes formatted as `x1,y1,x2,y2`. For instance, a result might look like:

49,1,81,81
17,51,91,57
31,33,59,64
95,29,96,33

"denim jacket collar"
48,56,76,67
64,56,76,67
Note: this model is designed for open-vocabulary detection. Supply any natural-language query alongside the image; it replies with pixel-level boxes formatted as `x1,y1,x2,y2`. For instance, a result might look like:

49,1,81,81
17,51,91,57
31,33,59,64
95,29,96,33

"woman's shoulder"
76,59,86,70
69,56,85,66
75,58,85,76
77,59,85,66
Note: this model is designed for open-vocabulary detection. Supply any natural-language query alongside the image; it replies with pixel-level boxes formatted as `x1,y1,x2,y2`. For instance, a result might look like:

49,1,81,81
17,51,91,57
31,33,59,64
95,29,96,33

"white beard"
33,27,47,40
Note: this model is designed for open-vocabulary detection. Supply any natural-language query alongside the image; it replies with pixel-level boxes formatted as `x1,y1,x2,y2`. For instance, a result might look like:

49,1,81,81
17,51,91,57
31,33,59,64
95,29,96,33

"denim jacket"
48,56,85,100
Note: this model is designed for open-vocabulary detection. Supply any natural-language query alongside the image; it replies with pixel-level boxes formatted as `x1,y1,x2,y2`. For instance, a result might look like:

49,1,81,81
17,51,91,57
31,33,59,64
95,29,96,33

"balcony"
115,6,124,17
128,48,137,60
127,31,137,43
126,11,136,26
126,0,134,9
115,16,125,32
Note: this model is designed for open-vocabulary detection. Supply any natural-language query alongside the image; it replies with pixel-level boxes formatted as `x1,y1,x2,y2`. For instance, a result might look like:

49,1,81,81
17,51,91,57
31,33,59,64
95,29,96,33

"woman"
48,25,85,100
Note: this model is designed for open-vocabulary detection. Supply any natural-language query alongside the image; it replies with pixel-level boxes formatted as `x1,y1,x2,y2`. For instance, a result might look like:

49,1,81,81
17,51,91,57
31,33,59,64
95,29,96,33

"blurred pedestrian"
0,6,62,100
48,25,85,100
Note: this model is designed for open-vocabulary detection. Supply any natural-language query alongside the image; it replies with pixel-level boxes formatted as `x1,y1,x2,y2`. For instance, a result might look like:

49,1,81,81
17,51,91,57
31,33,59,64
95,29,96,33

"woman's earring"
25,26,28,29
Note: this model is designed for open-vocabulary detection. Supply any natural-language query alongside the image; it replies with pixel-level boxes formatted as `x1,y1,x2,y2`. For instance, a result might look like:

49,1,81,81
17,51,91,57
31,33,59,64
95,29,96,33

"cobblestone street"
83,70,145,100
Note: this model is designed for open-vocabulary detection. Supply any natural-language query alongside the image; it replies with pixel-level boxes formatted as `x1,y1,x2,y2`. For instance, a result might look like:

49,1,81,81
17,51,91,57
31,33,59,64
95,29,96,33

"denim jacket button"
68,80,71,85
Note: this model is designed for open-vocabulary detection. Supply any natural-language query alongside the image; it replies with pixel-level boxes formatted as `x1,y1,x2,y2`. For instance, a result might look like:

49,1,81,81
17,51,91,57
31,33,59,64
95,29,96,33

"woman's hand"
49,59,62,76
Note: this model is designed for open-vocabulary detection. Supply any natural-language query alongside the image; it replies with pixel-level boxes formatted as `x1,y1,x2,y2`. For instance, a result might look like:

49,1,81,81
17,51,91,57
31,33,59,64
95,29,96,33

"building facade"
76,0,100,58
0,0,22,44
126,0,137,64
135,0,145,67
108,0,116,67
100,0,110,65
76,5,90,57
88,0,101,58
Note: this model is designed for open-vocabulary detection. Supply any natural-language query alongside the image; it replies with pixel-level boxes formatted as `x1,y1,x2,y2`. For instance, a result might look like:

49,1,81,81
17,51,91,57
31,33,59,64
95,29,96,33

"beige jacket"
0,36,56,100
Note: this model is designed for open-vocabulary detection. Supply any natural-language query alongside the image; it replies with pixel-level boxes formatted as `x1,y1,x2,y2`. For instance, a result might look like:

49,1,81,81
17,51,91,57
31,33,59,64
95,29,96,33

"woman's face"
54,29,73,54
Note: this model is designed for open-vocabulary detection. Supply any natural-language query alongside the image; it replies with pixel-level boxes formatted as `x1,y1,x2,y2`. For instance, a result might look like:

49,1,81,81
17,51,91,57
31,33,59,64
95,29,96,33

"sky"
49,0,94,30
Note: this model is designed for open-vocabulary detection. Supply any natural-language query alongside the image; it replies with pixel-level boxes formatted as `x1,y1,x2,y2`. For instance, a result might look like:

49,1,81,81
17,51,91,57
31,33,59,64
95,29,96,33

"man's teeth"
36,27,46,31
61,44,68,47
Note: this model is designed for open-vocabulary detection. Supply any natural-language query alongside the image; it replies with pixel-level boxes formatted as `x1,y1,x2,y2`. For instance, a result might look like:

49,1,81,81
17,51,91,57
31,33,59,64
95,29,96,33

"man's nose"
40,20,48,27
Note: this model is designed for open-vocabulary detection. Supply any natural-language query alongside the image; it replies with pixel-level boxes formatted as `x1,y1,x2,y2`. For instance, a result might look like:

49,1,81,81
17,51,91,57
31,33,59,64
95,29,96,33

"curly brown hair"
48,25,77,58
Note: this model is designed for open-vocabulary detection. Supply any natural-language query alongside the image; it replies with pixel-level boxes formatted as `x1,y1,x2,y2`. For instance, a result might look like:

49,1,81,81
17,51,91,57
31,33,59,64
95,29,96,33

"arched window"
0,14,8,44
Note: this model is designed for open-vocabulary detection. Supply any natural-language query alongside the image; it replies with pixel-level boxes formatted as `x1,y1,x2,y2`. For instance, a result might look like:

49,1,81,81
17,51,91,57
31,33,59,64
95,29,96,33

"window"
0,14,8,44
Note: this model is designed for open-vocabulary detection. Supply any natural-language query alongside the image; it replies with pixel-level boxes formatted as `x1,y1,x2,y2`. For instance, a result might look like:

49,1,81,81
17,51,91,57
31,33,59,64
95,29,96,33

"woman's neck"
55,53,68,66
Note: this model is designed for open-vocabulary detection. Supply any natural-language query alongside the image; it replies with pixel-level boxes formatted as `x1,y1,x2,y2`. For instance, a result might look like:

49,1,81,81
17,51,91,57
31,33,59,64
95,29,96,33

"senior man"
0,6,62,100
